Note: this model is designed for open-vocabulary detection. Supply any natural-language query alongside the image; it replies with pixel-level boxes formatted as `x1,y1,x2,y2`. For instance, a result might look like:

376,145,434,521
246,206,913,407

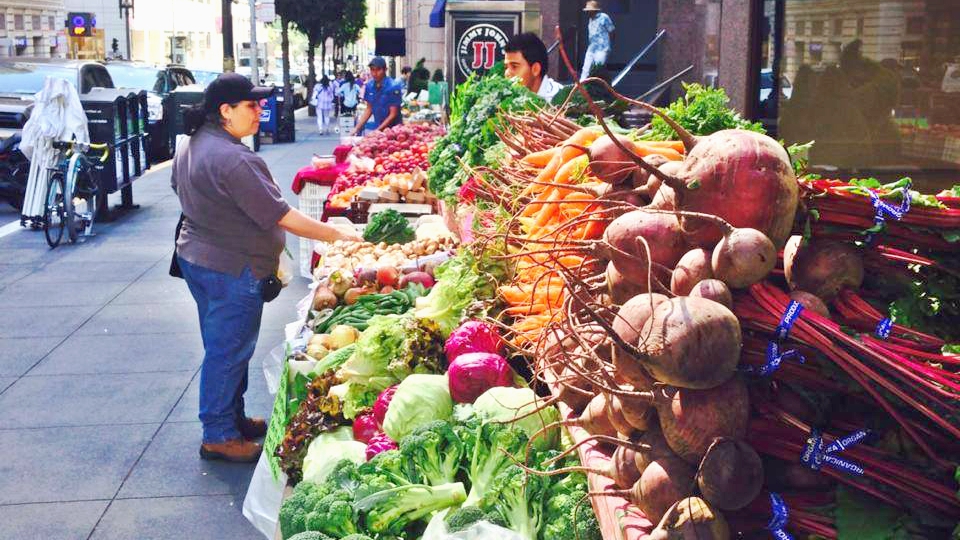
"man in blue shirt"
581,0,616,81
351,57,402,135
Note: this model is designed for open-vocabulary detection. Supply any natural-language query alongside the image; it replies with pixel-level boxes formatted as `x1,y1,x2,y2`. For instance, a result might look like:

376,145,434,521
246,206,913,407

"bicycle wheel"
70,163,98,241
43,172,66,248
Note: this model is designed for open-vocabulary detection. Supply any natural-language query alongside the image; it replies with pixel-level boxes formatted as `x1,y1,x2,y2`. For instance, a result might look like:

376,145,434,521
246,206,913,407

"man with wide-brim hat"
582,0,616,81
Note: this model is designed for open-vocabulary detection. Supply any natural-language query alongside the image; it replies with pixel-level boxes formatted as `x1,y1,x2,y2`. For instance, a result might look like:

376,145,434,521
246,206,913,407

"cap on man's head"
369,57,387,69
204,72,274,109
583,0,601,11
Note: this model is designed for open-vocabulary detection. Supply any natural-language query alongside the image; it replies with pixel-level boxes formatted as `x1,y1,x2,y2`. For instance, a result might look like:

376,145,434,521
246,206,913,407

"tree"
294,6,327,116
274,0,308,137
333,0,367,67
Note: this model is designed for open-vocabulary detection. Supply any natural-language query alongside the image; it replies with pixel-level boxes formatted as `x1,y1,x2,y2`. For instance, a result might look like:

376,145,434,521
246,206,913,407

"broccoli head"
398,420,464,486
279,481,331,539
541,472,601,540
444,505,506,533
354,481,468,535
460,419,529,505
339,535,375,540
303,488,359,537
287,532,334,540
478,464,550,540
361,449,418,485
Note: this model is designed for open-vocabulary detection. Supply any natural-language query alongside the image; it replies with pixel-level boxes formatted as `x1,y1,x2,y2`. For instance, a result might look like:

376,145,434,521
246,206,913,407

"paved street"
0,110,332,539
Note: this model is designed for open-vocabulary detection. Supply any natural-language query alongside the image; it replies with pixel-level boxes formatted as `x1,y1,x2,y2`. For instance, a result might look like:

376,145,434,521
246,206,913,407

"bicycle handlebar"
56,141,111,163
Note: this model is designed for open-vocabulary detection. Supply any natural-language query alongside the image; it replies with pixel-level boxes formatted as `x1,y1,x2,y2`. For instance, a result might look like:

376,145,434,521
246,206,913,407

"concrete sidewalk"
0,109,336,539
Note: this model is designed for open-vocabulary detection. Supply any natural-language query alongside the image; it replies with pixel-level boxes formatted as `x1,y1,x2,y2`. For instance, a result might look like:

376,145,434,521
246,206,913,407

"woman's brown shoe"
239,417,268,439
199,439,262,462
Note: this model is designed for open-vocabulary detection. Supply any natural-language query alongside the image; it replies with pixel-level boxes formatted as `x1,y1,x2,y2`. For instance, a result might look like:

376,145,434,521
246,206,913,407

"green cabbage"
301,427,367,484
382,374,453,442
473,386,560,451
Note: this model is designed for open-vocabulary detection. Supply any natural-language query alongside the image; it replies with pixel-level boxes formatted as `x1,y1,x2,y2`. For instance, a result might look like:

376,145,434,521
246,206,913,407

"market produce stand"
244,56,960,540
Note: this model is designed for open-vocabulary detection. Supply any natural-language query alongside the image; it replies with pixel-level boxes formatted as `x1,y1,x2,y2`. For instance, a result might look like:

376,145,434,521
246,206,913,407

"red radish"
611,293,669,388
671,248,713,296
695,438,764,511
653,376,750,464
602,210,688,287
376,266,400,288
710,227,777,288
789,290,830,317
398,271,435,289
633,296,742,389
783,236,864,301
650,497,731,540
688,279,733,309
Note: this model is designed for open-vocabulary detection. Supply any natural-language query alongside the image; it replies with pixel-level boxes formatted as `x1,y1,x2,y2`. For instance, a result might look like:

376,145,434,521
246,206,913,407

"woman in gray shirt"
171,73,361,462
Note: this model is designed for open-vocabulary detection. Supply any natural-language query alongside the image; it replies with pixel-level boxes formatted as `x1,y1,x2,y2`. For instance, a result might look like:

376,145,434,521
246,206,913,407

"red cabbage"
444,320,502,363
373,385,398,426
365,432,398,460
447,352,514,404
353,412,380,444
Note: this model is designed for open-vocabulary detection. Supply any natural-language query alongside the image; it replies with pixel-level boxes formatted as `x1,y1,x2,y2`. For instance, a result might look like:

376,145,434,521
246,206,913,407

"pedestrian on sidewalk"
581,0,616,81
171,73,362,463
310,75,336,135
338,72,360,116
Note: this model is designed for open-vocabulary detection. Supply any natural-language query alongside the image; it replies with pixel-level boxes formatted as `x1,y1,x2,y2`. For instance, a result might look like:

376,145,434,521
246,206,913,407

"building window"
834,18,844,36
49,16,55,30
14,15,24,30
812,20,824,35
796,19,806,35
856,17,864,36
0,14,6,31
32,15,40,30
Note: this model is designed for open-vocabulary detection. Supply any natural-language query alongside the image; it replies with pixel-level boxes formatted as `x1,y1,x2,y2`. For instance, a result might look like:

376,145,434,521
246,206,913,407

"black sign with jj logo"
454,22,511,83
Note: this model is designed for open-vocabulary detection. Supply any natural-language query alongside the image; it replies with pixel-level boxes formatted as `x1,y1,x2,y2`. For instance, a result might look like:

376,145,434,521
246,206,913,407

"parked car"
0,58,114,141
190,69,221,86
263,73,307,108
105,61,195,161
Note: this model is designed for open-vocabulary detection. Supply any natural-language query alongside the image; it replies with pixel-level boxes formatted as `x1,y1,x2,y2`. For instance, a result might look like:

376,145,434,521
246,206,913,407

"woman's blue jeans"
178,256,264,444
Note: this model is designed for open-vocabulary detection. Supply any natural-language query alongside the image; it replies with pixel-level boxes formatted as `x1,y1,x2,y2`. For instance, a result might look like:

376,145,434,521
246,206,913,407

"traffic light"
66,12,95,37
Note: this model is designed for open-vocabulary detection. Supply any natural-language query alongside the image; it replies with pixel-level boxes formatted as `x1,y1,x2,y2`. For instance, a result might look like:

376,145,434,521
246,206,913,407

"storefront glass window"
758,0,960,191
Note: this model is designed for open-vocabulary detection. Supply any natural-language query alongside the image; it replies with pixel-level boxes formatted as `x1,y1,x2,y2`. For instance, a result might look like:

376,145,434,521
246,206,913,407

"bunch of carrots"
495,126,685,346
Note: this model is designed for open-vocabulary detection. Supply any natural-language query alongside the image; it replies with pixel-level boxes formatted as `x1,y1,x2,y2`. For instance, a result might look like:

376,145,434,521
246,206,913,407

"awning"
429,0,446,28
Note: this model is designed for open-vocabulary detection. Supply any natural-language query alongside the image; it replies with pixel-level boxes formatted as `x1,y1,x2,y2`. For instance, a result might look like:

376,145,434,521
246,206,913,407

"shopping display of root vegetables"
261,37,960,540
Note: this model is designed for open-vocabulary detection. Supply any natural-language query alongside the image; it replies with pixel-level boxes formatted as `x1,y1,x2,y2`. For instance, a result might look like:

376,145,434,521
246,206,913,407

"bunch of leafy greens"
414,250,497,337
334,314,445,419
888,258,960,343
840,177,947,209
428,69,545,202
640,83,764,141
363,209,415,245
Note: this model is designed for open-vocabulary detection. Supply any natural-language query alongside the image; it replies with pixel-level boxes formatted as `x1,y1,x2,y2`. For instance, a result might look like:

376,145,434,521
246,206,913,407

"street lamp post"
118,0,133,60
222,0,235,72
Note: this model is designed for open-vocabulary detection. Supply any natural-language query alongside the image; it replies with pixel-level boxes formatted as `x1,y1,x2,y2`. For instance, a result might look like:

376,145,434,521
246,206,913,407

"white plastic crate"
298,182,332,279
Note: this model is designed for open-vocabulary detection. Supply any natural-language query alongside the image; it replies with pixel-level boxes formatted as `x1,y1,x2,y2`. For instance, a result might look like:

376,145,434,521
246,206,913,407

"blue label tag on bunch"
767,493,794,540
875,318,893,339
800,428,868,476
865,181,913,243
747,301,806,376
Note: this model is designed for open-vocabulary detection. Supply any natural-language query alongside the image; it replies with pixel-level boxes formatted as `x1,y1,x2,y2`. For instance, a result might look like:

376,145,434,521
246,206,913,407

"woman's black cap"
204,72,275,109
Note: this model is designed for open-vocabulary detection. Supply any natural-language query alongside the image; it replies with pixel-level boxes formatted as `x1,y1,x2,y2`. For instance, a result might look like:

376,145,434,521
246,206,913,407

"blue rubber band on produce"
800,428,868,477
767,493,794,540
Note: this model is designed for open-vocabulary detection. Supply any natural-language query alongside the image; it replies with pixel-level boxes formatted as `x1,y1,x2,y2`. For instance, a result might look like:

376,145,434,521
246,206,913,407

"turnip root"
602,210,688,287
654,377,750,464
615,388,656,431
544,364,594,412
607,261,668,304
695,438,763,511
671,248,713,296
648,184,677,211
634,296,742,389
612,293,669,387
649,497,730,540
606,392,640,436
571,394,619,439
610,445,643,489
783,236,864,302
634,425,676,473
661,129,798,248
630,154,671,200
789,290,830,317
710,227,776,288
588,134,642,184
637,456,696,524
688,279,733,310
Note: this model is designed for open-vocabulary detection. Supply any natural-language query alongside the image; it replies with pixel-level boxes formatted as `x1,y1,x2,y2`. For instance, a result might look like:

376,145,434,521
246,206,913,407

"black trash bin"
81,88,129,195
167,84,205,154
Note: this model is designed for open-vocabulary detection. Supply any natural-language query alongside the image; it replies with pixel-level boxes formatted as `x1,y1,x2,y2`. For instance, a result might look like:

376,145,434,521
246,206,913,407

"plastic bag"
421,509,526,540
263,344,286,395
242,451,287,540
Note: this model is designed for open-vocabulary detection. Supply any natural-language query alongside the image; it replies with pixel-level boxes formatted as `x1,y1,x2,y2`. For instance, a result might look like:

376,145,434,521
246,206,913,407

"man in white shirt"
504,32,564,103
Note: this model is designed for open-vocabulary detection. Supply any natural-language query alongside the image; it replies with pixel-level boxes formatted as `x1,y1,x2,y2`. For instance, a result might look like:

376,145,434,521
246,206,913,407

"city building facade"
0,0,67,58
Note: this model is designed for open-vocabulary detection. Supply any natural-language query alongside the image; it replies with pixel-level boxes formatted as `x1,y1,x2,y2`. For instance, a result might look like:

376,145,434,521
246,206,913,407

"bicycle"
43,141,110,248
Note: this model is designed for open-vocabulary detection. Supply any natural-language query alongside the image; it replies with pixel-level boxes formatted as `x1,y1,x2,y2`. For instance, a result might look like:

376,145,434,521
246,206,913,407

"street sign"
256,2,275,23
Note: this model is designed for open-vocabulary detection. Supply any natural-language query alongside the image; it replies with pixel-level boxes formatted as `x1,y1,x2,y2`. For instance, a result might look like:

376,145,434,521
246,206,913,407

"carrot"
521,147,558,167
504,304,550,316
643,140,687,153
553,154,590,185
633,144,684,161
521,186,558,217
532,189,564,228
522,127,602,196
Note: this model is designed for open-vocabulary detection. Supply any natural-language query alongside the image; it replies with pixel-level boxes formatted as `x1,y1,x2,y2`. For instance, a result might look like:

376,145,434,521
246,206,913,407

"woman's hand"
333,224,363,243
278,208,361,243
